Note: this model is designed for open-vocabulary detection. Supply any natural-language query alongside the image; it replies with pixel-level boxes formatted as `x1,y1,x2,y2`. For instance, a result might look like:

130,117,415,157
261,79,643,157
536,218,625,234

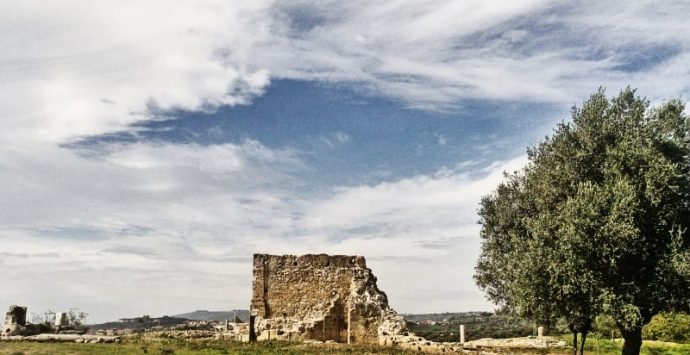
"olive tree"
475,88,690,355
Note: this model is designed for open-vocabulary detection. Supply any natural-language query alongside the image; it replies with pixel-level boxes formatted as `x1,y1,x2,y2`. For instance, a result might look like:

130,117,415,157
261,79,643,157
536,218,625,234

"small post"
459,324,465,344
347,303,351,344
537,326,544,337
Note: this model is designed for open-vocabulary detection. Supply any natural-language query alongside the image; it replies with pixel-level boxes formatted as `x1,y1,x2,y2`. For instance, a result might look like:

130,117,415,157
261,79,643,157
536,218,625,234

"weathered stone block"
55,312,68,327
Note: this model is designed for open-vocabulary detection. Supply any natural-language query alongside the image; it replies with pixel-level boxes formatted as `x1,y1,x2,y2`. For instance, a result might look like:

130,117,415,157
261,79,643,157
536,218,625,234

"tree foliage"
643,312,690,343
474,88,690,355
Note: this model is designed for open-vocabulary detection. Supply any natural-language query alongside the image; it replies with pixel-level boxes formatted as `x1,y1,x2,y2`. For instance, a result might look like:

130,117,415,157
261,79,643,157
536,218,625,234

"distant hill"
89,316,190,331
172,310,249,322
402,311,493,323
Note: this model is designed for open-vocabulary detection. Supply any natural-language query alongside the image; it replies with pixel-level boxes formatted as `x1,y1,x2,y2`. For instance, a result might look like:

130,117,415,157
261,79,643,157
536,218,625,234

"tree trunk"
579,330,588,355
619,327,642,355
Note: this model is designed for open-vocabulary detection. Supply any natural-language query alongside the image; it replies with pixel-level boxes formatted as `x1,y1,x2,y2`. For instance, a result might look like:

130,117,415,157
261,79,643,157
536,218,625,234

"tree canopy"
474,88,690,355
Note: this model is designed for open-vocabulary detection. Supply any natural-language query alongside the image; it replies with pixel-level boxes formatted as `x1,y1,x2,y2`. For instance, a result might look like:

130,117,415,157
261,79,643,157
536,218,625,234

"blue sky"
1,1,690,323
78,79,559,188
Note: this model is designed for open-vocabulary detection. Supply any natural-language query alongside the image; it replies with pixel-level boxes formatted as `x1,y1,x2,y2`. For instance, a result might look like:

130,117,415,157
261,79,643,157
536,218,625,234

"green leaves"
643,312,690,342
474,87,690,335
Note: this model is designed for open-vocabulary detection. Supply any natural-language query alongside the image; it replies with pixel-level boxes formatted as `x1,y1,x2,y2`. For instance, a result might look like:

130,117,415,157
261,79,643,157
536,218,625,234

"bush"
592,315,619,339
643,312,690,343
16,322,54,336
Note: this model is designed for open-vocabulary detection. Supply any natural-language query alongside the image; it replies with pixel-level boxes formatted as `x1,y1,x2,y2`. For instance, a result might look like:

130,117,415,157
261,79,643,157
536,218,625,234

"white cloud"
0,3,291,321
0,1,273,144
2,0,690,322
0,141,298,230
0,139,301,321
3,0,689,148
257,0,690,107
0,138,525,321
289,156,528,313
301,157,526,232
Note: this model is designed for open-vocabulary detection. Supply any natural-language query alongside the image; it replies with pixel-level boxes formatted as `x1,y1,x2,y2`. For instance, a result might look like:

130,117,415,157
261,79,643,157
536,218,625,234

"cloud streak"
260,0,690,108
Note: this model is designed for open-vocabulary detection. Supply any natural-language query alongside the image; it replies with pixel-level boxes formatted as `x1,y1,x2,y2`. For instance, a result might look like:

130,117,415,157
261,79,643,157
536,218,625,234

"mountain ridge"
172,309,249,322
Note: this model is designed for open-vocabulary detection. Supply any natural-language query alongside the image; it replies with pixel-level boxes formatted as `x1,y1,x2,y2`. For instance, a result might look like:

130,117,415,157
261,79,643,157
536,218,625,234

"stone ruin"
55,312,68,328
249,254,408,344
3,305,27,335
245,253,568,353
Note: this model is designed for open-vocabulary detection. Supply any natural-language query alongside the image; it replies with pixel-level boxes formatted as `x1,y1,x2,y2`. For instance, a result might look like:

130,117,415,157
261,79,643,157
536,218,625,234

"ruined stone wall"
3,305,27,335
250,254,407,344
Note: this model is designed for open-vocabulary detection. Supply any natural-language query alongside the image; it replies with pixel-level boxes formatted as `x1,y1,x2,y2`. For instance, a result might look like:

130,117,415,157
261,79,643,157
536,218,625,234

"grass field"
555,335,690,355
0,339,414,355
1,337,689,354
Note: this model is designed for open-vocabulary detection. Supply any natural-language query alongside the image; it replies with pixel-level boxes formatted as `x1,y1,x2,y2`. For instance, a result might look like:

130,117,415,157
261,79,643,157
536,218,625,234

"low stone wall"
0,334,120,343
463,336,567,350
380,335,568,353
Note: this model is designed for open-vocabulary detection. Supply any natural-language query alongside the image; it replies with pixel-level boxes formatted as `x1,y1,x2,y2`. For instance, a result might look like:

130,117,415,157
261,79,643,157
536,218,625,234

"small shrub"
643,312,690,343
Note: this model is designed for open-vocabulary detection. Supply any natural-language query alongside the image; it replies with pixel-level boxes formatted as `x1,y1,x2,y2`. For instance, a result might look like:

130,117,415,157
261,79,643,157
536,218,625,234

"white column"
347,303,351,344
537,326,544,337
459,324,465,344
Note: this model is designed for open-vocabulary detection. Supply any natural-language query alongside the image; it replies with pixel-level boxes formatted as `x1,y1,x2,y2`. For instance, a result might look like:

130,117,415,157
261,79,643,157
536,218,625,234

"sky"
1,0,690,323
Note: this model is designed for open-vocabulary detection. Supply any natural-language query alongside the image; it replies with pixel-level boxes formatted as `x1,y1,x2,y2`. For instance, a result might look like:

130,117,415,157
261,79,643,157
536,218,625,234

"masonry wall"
249,254,406,344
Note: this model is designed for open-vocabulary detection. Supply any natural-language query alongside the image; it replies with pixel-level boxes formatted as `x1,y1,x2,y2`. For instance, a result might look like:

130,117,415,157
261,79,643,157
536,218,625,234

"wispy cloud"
4,1,690,147
0,138,300,320
256,0,690,108
1,0,689,321
314,131,351,147
0,137,525,320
